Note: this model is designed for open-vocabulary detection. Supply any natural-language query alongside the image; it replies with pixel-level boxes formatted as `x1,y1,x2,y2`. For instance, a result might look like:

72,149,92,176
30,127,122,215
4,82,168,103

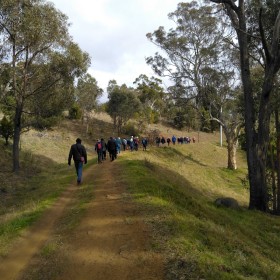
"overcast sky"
51,0,181,101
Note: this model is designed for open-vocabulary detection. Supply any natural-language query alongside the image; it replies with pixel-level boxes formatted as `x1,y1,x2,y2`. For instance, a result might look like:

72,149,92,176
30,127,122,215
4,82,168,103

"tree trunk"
275,110,280,213
252,69,275,211
211,0,280,212
224,127,239,170
13,106,22,172
12,38,21,172
269,143,277,212
227,139,237,170
234,11,260,210
233,4,271,211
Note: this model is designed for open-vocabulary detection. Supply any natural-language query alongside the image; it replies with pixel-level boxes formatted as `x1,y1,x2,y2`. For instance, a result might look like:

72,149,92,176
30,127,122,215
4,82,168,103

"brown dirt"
0,157,164,280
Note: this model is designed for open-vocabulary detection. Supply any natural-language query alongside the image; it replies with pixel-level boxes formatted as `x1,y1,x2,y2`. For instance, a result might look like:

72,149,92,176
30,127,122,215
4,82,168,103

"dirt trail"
0,158,164,280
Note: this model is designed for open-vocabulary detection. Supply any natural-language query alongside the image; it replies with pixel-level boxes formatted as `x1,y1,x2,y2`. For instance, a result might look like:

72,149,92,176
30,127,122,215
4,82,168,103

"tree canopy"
106,80,141,135
209,0,280,211
0,0,90,171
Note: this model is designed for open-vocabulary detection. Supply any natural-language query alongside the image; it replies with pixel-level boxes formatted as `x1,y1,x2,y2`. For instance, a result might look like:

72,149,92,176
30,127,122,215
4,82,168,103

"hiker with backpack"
95,139,103,164
101,138,107,160
68,138,87,185
107,137,117,161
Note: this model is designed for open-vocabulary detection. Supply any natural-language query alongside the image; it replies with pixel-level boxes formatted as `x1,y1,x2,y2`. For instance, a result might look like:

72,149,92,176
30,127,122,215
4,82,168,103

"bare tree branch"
259,8,271,64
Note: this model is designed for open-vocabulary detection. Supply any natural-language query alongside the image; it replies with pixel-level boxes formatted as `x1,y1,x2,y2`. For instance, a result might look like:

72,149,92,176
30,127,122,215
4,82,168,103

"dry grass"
1,111,237,163
0,113,248,254
2,113,264,279
122,139,248,207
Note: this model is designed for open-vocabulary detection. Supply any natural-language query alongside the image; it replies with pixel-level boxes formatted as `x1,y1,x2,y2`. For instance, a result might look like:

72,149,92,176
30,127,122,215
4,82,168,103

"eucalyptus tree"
146,1,243,169
167,84,200,131
210,0,280,211
146,2,224,98
106,80,141,135
0,0,90,172
133,74,165,124
76,73,103,122
200,66,243,169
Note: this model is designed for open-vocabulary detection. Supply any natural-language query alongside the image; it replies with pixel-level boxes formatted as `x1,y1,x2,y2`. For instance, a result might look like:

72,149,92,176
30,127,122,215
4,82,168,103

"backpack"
97,142,102,150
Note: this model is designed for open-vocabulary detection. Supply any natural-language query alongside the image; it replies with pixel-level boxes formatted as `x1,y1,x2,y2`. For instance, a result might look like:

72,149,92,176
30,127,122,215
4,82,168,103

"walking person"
167,137,171,146
142,137,148,151
134,136,139,151
130,136,134,151
156,136,160,147
172,135,176,145
95,139,103,164
122,138,127,151
116,137,122,154
101,138,107,160
68,138,87,185
107,137,117,161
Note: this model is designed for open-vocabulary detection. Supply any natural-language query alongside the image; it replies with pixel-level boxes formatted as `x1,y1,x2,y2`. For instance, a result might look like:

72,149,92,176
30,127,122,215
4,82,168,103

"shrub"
69,103,82,120
0,116,13,145
122,122,140,136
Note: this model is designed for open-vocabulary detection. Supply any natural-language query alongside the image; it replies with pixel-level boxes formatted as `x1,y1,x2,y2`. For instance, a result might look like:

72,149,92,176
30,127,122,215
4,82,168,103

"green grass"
0,141,78,256
2,117,280,279
0,117,99,257
57,179,95,232
116,145,280,280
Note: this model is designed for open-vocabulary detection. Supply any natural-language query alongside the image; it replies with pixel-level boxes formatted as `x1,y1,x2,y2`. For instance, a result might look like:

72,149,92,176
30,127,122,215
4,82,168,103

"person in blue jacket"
172,135,176,145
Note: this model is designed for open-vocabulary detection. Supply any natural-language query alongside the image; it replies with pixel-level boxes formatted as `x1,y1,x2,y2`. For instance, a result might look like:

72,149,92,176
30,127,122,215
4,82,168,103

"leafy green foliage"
0,0,90,171
75,73,103,116
106,81,141,134
122,122,141,137
134,74,166,123
0,116,13,145
69,103,82,120
147,1,243,169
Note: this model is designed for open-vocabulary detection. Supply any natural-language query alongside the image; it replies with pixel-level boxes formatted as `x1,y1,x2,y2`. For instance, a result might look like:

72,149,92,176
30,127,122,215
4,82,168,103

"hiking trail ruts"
0,158,164,280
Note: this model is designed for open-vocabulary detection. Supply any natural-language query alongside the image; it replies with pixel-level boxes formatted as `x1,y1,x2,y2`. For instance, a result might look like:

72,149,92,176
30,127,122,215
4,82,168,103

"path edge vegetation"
1,126,280,278
117,149,280,280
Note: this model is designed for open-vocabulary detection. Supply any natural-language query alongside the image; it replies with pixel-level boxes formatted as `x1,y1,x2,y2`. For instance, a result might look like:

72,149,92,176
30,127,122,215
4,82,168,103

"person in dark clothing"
95,139,103,163
134,137,139,151
167,137,171,146
68,138,87,185
122,138,127,151
107,137,117,161
101,138,107,160
142,137,148,151
156,136,160,147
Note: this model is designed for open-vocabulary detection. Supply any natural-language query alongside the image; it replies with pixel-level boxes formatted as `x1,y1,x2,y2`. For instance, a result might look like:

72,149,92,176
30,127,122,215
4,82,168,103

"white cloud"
51,0,180,102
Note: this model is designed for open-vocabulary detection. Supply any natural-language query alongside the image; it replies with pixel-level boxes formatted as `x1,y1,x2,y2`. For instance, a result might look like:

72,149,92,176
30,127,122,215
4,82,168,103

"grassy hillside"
117,146,280,279
1,115,280,279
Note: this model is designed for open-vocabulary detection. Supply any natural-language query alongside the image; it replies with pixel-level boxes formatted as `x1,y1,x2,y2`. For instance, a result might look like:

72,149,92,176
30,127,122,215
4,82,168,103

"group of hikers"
94,136,149,164
68,136,148,185
155,135,196,146
68,134,196,185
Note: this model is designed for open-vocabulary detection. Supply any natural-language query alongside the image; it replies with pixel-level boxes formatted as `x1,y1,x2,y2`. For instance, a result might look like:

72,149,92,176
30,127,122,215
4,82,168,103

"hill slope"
1,115,280,279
